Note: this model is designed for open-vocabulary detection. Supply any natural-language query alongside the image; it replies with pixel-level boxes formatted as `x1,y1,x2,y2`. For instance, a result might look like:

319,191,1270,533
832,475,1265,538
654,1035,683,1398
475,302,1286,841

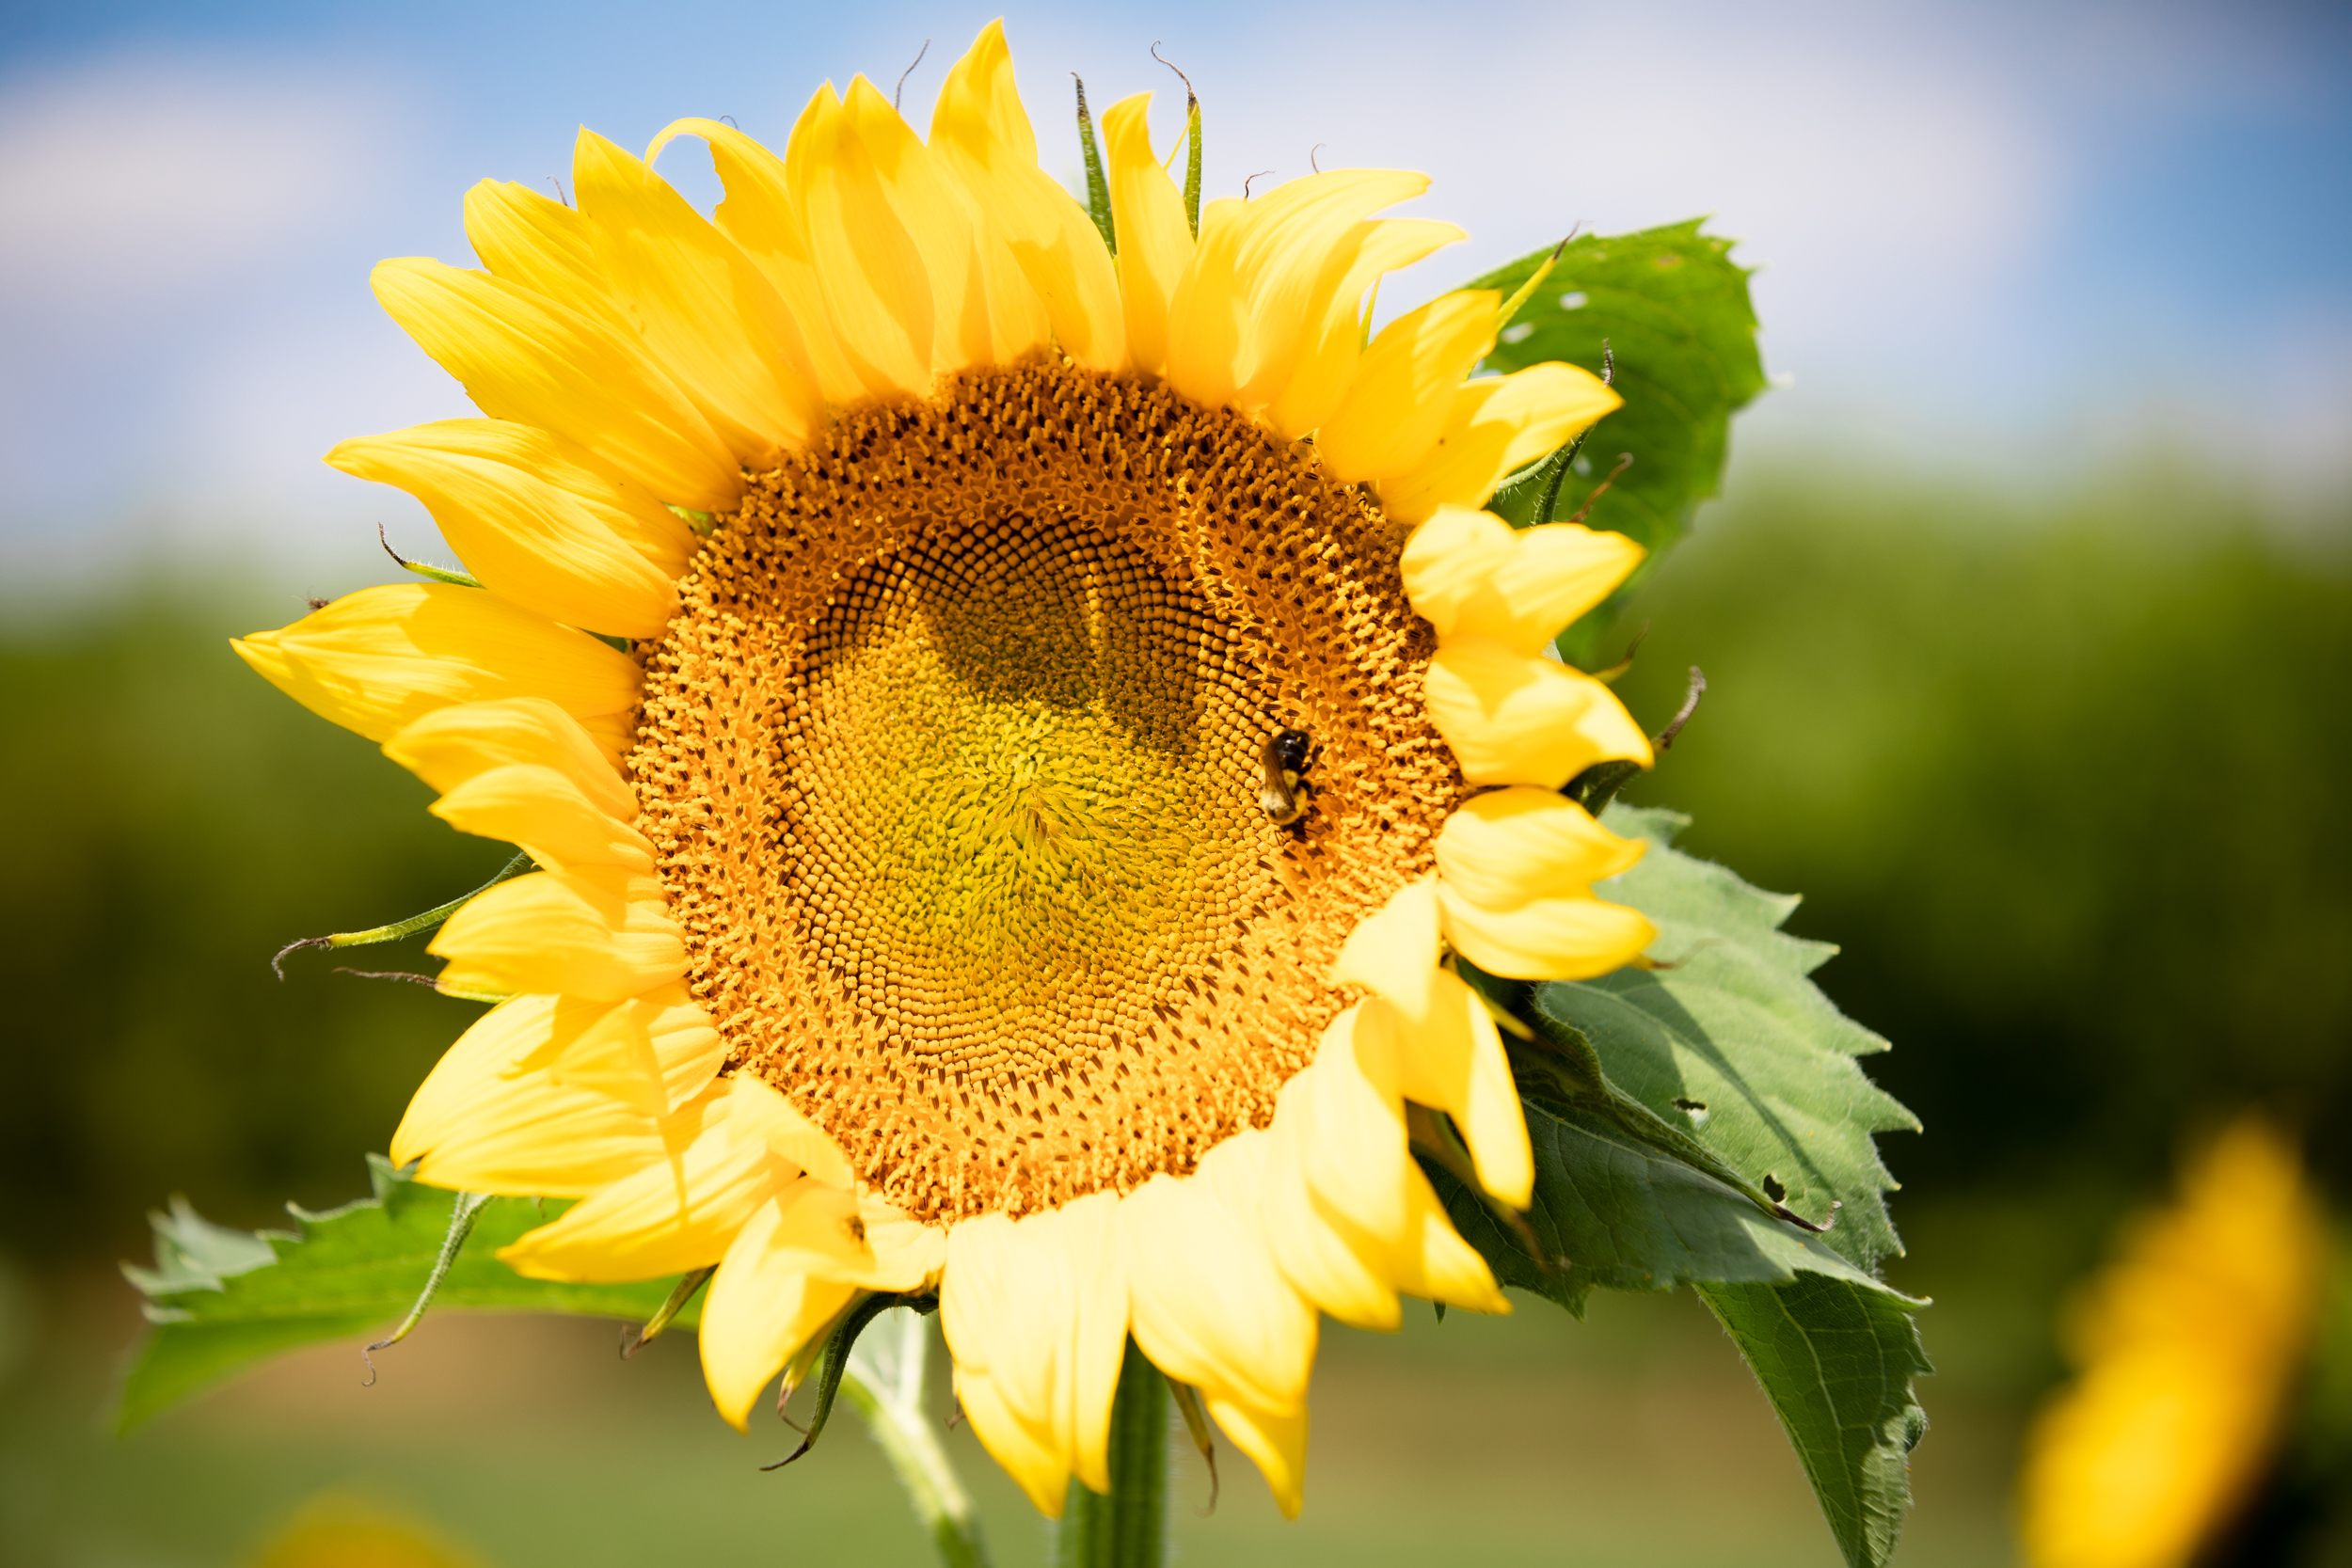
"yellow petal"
942,1192,1129,1499
571,128,825,463
841,73,1047,373
1265,218,1466,439
1312,290,1497,483
1263,1045,1506,1323
517,983,725,1117
1437,879,1658,982
231,583,639,748
1391,974,1532,1209
1100,91,1193,377
1327,888,1529,1206
1380,363,1623,525
370,257,739,510
1121,1131,1317,1417
1261,1073,1402,1331
790,82,933,395
390,992,706,1195
954,1368,1066,1515
929,21,1123,372
1390,1160,1509,1313
498,1109,783,1281
328,420,690,637
1328,874,1441,1021
384,696,635,822
1293,1004,1409,1245
859,1197,948,1293
1165,169,1430,413
724,1074,855,1191
647,119,863,404
429,762,655,874
1433,786,1647,907
700,1199,861,1431
1423,639,1654,787
462,179,636,339
1204,1393,1310,1521
1402,505,1647,657
366,503,628,635
735,1173,873,1280
428,864,685,1002
1231,178,1441,415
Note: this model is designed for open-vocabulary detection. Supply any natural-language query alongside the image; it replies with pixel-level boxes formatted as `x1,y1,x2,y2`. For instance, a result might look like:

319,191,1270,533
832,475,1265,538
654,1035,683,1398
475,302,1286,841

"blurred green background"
3,458,2344,1564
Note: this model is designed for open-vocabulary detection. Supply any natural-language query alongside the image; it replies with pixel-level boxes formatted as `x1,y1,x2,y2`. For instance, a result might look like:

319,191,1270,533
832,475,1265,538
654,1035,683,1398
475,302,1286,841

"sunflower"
2017,1117,2328,1568
234,22,1657,1515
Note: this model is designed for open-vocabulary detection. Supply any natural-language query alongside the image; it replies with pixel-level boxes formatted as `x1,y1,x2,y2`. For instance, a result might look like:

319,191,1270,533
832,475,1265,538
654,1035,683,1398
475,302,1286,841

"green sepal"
1151,47,1201,238
763,1290,939,1470
378,522,482,589
396,558,481,589
1471,220,1767,664
116,1155,696,1435
273,850,532,977
361,1188,492,1369
1181,103,1201,237
1072,74,1115,252
623,1263,715,1357
1564,758,1645,816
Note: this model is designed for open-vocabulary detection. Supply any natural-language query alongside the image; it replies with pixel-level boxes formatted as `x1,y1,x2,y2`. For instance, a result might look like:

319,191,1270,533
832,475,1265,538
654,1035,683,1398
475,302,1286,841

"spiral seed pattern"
631,360,1458,1221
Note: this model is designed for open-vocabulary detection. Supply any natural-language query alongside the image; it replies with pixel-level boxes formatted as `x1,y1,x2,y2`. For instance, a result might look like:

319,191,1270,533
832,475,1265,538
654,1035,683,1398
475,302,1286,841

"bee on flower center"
1257,728,1314,827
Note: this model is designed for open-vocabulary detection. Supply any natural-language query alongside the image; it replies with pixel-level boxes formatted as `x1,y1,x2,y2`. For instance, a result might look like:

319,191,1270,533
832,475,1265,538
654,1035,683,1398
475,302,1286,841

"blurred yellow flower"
2018,1116,2328,1568
233,20,1651,1517
253,1492,485,1568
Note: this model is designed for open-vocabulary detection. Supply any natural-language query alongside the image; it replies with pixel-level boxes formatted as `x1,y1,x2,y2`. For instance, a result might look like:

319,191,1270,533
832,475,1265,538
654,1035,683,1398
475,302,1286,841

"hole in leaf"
1760,1174,1787,1203
1557,290,1588,309
1499,322,1534,345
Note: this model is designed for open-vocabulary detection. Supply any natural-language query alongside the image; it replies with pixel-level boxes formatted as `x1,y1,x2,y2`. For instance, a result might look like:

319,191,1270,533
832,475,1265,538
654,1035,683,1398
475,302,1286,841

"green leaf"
1441,807,1929,1565
1469,220,1767,663
1698,1275,1931,1568
1422,1096,1913,1316
118,1155,692,1434
1536,804,1919,1271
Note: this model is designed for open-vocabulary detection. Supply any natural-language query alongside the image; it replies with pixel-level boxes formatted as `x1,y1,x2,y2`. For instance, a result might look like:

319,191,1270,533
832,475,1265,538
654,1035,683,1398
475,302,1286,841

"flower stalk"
841,1309,992,1568
1054,1339,1170,1568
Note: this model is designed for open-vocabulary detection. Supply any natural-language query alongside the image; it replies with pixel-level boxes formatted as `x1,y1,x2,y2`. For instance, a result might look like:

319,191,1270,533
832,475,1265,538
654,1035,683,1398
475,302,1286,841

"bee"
1258,728,1314,827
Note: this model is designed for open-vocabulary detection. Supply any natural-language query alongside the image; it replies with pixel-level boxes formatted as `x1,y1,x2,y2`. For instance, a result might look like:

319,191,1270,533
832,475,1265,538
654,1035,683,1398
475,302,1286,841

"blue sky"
2,0,2346,596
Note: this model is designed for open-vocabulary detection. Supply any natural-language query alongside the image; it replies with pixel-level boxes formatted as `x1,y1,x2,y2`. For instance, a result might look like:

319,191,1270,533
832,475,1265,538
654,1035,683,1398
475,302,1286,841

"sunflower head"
2018,1117,2329,1568
235,20,1661,1517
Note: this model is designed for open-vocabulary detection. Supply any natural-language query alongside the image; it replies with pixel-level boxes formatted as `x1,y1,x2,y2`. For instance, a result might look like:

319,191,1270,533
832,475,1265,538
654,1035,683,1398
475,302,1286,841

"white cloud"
1166,0,2058,388
0,51,400,318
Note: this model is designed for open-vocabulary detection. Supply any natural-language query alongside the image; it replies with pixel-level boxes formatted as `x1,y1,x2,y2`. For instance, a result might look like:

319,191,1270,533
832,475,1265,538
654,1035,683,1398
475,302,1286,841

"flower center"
631,362,1458,1221
786,516,1267,1085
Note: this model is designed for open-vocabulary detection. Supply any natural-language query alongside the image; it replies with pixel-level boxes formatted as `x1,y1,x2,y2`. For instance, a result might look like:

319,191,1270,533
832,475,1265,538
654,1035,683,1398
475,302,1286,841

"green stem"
839,1309,991,1568
1055,1339,1169,1568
